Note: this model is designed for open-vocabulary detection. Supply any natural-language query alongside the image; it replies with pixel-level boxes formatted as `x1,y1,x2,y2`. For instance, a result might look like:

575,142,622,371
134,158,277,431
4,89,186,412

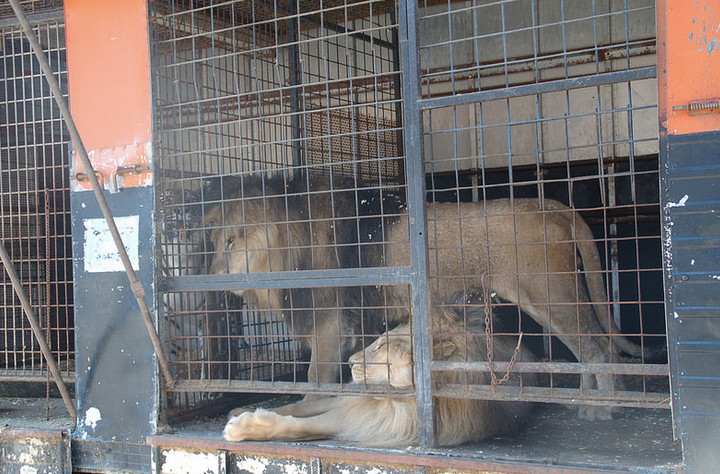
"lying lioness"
223,299,535,447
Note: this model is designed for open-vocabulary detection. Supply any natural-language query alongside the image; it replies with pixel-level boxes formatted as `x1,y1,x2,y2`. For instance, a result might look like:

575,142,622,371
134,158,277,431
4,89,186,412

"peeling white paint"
663,223,674,276
82,407,102,430
161,449,218,474
236,456,271,474
283,464,310,474
665,195,689,209
16,439,43,465
83,215,139,273
20,467,38,474
365,468,388,474
674,312,680,319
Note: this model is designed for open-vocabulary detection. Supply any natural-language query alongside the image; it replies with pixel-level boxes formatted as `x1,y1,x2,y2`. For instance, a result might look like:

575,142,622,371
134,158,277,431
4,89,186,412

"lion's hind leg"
223,408,341,442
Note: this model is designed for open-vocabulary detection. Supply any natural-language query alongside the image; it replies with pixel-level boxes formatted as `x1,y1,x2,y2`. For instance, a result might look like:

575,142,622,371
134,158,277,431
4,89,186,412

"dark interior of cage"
152,0,678,467
1,25,74,388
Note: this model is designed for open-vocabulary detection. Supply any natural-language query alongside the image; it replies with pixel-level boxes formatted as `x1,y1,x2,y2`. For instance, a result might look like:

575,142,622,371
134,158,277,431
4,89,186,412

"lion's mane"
223,295,535,447
204,173,403,381
341,295,535,447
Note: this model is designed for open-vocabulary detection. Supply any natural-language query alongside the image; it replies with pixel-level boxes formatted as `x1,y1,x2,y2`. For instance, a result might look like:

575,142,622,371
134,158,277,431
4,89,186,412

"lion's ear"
440,340,457,358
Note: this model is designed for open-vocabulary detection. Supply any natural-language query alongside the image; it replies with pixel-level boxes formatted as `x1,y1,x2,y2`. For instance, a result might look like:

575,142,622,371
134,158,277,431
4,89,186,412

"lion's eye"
226,237,235,250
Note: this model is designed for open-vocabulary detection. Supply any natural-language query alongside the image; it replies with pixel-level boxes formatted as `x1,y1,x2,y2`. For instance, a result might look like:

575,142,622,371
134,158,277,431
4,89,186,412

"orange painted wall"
659,0,720,136
64,0,153,189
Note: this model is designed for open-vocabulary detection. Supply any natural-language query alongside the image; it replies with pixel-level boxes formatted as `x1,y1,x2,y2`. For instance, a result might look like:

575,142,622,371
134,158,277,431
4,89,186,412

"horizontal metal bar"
169,379,415,397
435,384,671,409
160,266,414,292
146,435,601,474
418,67,657,110
0,372,75,383
423,40,655,87
170,380,670,409
0,8,64,28
301,12,397,50
430,361,669,377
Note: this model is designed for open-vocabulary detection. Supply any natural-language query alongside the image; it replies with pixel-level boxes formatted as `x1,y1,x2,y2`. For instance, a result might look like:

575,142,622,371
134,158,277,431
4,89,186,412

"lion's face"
206,201,278,280
348,324,414,388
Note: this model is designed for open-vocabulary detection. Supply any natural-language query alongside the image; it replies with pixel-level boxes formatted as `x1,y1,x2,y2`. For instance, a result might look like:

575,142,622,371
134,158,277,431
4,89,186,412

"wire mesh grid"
419,0,666,409
0,18,74,381
151,0,412,409
0,1,64,20
152,0,668,418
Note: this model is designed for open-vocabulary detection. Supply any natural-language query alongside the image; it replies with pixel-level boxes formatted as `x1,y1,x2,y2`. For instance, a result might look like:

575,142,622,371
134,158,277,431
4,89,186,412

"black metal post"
397,0,435,447
287,0,304,171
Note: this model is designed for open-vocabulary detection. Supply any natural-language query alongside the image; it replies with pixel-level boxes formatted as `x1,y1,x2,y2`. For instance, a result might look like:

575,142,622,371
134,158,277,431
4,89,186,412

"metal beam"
419,67,657,110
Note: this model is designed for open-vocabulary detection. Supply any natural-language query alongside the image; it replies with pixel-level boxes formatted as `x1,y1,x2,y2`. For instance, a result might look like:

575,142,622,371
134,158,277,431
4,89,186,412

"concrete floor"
0,395,683,473
165,396,682,473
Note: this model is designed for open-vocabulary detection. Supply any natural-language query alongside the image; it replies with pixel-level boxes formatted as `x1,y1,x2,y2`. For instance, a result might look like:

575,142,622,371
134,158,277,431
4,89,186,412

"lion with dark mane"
205,173,642,420
223,295,536,447
204,173,399,384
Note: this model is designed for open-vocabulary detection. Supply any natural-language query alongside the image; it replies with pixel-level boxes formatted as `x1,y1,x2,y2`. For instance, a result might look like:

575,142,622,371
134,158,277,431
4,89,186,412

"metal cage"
151,0,668,430
152,0,412,413
0,9,74,383
418,0,665,410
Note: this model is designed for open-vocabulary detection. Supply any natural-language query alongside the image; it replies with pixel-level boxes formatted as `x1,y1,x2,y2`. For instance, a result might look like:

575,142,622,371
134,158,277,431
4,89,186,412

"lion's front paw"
577,405,617,421
223,409,282,441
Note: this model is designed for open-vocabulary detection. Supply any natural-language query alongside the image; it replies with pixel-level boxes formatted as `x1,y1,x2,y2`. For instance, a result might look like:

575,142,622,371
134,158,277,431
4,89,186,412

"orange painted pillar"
65,0,153,192
64,0,160,444
658,0,720,136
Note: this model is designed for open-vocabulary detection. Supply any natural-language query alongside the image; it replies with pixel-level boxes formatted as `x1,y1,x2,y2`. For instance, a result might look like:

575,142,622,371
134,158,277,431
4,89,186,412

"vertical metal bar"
287,0,304,170
607,166,622,330
390,11,404,160
398,0,434,447
8,0,175,389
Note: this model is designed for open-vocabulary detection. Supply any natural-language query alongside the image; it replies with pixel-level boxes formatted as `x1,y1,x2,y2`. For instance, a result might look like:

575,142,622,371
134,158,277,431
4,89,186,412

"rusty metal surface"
0,427,71,474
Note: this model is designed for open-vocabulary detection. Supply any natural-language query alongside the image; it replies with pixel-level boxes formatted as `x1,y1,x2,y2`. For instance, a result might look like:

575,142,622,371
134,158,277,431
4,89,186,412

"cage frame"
4,0,720,471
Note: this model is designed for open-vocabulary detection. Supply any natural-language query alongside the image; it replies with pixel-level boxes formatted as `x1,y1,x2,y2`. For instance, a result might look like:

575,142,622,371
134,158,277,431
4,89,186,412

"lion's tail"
556,202,645,359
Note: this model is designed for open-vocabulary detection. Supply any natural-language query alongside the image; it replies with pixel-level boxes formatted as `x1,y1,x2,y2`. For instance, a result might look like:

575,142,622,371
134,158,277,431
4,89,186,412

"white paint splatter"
283,464,310,474
20,467,38,474
16,439,44,465
666,195,689,209
691,259,695,265
711,275,720,280
83,407,102,431
364,469,387,474
674,312,680,319
236,456,270,474
162,449,218,474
